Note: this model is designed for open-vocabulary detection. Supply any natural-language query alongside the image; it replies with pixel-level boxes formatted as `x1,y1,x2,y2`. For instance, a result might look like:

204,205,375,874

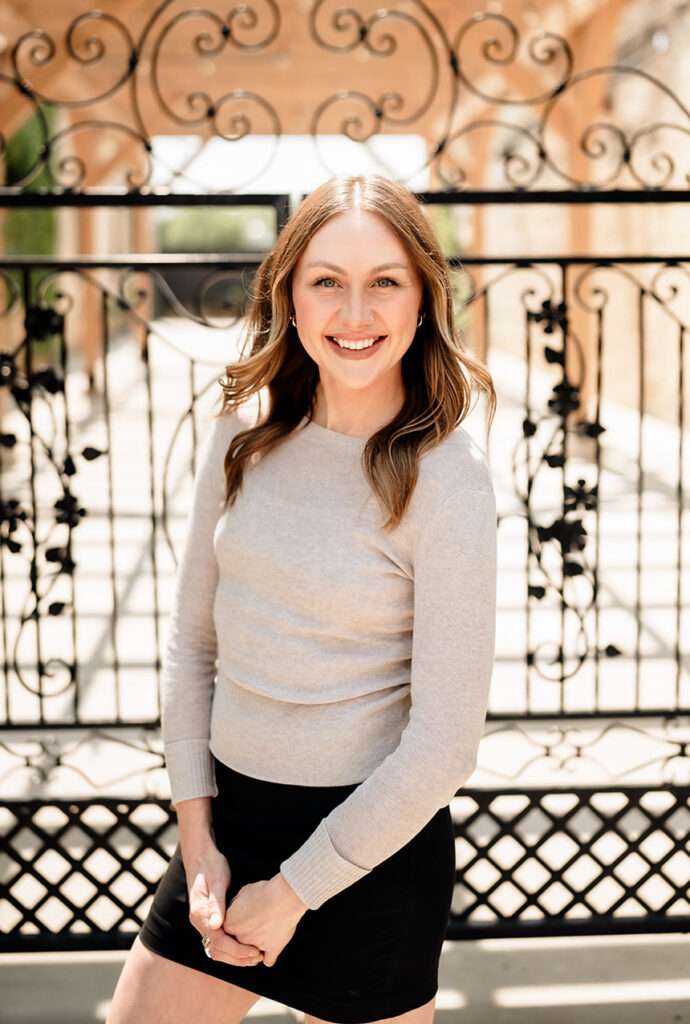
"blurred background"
1,1,690,1021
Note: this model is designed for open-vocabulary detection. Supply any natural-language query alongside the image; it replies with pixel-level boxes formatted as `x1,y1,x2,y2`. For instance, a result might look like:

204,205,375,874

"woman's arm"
161,412,239,805
176,794,267,964
278,481,498,910
176,796,216,861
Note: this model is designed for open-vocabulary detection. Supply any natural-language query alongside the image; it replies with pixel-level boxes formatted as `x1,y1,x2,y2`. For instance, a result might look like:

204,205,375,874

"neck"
311,383,405,438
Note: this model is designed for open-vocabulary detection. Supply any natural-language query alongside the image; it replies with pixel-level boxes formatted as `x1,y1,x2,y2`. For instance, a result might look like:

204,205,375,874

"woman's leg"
304,994,436,1024
106,933,262,1024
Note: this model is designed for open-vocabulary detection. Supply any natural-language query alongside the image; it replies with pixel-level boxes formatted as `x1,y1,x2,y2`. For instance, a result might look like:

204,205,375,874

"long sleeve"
161,413,235,806
278,483,497,910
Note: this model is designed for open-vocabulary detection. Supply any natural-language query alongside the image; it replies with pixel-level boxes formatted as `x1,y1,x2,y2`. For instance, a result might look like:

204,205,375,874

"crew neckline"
298,414,369,448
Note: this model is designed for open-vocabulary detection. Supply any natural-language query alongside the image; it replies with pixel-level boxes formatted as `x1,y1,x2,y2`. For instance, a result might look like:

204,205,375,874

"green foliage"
425,205,470,331
5,104,55,188
5,104,57,255
157,206,275,253
4,105,59,362
428,204,463,260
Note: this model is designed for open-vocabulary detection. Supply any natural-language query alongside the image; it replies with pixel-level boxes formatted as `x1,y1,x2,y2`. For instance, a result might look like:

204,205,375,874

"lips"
326,336,387,342
325,334,389,357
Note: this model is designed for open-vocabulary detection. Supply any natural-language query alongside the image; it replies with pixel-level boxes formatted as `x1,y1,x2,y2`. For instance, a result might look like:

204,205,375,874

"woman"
107,173,497,1024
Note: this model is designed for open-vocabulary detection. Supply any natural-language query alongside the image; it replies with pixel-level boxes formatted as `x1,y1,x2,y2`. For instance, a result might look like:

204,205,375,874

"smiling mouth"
326,335,388,350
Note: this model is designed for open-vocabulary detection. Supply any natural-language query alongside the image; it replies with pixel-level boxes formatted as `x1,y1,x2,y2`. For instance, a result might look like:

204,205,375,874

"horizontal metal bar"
1,254,689,269
0,721,161,731
1,188,690,207
414,189,690,204
0,254,262,269
0,934,139,953
485,709,690,722
446,914,690,941
0,191,291,209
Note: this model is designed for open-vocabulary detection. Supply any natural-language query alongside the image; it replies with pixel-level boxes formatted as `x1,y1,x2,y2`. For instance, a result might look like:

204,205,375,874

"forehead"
299,209,410,267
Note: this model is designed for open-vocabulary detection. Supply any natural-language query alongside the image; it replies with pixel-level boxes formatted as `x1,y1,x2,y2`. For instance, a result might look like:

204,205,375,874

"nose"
340,292,375,327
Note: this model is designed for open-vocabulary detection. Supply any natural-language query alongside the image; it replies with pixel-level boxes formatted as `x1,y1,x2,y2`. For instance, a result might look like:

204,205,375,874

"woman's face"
290,209,424,396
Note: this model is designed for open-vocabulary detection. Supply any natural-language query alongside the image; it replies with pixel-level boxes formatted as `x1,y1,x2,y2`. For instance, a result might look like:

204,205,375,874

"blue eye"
313,277,398,288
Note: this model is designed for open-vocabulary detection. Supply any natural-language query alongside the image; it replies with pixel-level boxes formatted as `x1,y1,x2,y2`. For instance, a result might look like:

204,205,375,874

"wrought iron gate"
1,4,689,952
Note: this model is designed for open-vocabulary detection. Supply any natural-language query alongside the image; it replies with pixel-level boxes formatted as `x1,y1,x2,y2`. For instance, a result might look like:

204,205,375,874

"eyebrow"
305,260,409,273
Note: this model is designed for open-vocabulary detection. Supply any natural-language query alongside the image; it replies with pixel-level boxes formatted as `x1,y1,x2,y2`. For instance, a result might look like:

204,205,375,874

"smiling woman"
290,214,424,420
215,173,495,529
108,174,498,1024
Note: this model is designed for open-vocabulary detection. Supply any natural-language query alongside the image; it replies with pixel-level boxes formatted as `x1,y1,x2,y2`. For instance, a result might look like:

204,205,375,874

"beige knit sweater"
161,401,497,910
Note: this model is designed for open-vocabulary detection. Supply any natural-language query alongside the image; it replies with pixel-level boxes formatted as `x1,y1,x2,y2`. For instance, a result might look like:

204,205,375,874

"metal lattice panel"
446,786,690,939
1,785,689,952
0,798,176,951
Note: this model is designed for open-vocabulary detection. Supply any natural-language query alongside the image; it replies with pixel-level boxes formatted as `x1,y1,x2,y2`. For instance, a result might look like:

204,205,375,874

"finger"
221,905,261,956
189,874,224,936
207,888,224,930
234,942,263,957
212,934,264,966
222,932,264,958
188,878,208,935
202,874,227,931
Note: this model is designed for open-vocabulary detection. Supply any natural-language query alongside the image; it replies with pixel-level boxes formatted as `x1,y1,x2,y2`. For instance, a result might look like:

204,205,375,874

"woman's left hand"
222,873,309,967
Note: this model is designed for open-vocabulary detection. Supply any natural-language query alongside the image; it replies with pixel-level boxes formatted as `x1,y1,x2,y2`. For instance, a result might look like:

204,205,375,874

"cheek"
294,292,326,326
388,300,420,334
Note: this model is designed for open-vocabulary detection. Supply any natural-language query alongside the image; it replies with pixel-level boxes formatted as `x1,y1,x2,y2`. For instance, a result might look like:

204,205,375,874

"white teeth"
329,337,382,350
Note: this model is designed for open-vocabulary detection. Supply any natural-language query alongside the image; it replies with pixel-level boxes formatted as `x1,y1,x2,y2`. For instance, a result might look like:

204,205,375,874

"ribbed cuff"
278,818,371,910
164,738,218,806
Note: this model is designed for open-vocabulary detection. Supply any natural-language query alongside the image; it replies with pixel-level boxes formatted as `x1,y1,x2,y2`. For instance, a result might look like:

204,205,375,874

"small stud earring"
290,315,297,327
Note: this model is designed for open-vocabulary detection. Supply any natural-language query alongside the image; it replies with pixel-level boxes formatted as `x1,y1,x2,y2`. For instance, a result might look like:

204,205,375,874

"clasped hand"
221,876,307,967
187,843,308,969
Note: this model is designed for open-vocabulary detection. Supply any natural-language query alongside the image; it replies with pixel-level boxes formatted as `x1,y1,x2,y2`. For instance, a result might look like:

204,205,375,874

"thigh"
106,933,262,1024
304,994,436,1024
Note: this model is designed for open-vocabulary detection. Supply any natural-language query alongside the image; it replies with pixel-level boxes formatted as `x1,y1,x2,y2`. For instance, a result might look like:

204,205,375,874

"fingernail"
210,914,220,926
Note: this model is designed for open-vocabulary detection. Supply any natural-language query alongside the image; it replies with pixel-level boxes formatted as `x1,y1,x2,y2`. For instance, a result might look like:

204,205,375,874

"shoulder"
192,399,262,484
399,425,495,546
206,396,262,446
415,424,493,507
405,426,496,555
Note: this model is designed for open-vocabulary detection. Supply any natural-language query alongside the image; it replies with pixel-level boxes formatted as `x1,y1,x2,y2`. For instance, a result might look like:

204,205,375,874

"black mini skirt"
138,753,456,1024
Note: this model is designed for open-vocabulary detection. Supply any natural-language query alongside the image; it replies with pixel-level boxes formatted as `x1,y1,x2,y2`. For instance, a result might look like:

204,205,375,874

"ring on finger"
201,933,213,959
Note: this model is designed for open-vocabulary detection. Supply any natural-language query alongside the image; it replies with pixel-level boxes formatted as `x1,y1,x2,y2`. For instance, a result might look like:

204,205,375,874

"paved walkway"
3,932,690,1022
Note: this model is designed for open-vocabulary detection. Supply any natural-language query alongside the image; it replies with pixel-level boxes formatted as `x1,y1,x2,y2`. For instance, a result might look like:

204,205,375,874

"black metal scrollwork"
2,1,282,192
1,5,690,191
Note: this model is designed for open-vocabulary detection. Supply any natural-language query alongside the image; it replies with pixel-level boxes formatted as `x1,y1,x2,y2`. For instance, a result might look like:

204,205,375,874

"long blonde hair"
216,173,496,530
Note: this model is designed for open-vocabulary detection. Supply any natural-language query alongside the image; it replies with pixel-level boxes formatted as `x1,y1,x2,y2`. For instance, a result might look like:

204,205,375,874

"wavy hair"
215,173,496,530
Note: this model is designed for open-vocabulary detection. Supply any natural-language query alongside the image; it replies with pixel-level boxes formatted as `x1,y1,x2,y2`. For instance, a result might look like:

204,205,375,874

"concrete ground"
2,932,690,1023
